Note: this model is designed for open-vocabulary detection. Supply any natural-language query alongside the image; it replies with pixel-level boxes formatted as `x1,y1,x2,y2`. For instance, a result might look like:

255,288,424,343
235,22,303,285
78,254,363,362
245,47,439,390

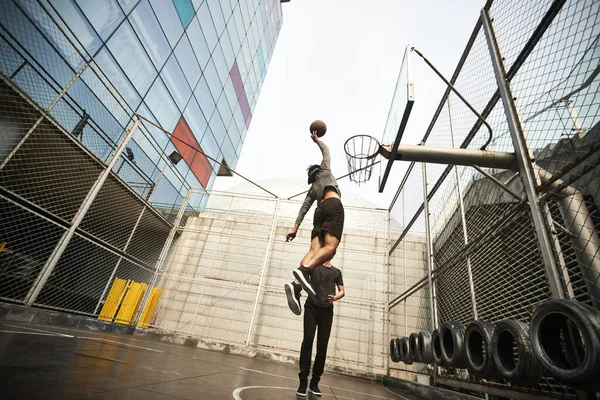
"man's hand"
311,130,319,143
286,230,297,242
328,294,336,303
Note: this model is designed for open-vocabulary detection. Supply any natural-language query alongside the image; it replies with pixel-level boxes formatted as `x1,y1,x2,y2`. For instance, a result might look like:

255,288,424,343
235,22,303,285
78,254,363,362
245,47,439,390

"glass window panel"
186,17,210,71
209,110,227,146
206,0,225,37
239,0,250,30
185,171,201,191
0,36,24,77
200,127,219,161
197,2,217,52
232,4,245,45
107,21,156,95
144,77,179,132
220,0,232,21
226,20,241,59
137,104,170,150
212,43,229,84
233,102,245,135
223,76,237,113
173,0,195,28
94,47,141,110
216,93,232,129
203,59,222,101
174,34,201,89
116,0,138,14
183,96,208,140
160,55,191,111
128,0,170,70
221,135,235,168
76,0,124,40
148,0,182,47
36,0,101,67
194,76,215,121
219,29,235,68
192,0,203,11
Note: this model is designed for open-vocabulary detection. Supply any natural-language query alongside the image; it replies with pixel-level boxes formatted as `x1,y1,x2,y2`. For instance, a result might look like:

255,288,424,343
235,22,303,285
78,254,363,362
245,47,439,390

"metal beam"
482,8,565,300
380,144,517,169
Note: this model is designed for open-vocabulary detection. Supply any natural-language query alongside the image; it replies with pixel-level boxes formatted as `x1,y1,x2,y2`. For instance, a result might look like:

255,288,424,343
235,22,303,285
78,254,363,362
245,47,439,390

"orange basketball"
309,120,327,137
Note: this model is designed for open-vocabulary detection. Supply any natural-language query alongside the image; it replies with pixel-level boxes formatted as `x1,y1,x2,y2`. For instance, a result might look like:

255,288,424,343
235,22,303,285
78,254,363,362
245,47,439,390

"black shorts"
311,198,344,242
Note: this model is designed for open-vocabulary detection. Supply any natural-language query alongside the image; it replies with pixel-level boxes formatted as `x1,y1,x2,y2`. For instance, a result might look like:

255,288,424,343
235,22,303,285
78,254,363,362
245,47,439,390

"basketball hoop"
344,135,381,185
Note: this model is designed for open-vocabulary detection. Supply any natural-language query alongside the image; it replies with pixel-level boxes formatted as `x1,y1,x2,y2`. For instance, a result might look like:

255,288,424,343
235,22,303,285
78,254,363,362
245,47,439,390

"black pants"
299,301,333,383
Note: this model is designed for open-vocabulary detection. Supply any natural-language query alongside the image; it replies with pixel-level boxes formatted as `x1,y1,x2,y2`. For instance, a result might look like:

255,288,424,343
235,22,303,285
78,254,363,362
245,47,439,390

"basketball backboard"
379,45,414,192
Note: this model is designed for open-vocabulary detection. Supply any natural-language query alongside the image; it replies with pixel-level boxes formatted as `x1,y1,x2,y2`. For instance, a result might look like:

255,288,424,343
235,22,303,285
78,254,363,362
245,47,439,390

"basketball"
310,120,327,137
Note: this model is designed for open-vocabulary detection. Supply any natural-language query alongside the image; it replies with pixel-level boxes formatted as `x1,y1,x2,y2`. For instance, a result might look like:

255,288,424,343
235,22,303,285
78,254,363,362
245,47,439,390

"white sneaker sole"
293,269,316,296
284,283,301,315
309,388,322,396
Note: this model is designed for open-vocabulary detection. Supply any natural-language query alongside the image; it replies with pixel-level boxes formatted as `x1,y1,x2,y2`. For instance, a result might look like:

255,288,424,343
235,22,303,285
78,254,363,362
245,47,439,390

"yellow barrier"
115,282,147,325
137,287,162,328
98,277,127,321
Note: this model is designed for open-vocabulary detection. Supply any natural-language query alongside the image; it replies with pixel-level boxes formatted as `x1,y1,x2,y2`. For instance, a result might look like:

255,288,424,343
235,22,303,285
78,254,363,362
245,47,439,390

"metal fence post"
24,119,140,306
386,207,391,375
448,98,478,320
134,188,192,327
481,9,565,300
246,198,280,346
422,163,438,329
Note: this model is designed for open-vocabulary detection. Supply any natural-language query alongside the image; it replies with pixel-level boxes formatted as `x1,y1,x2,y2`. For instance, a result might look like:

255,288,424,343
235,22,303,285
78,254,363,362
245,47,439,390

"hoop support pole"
380,144,516,169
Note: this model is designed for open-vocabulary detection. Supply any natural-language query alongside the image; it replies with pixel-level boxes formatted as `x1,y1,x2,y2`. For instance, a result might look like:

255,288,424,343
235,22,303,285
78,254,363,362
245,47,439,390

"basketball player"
295,259,344,397
284,129,344,315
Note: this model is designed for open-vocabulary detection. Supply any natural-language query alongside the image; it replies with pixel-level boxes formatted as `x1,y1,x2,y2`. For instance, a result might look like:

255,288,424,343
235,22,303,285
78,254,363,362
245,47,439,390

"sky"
213,0,487,208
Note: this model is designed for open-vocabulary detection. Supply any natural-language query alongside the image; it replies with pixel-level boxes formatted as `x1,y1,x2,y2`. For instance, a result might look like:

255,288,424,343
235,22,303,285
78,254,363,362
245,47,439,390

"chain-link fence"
388,0,599,398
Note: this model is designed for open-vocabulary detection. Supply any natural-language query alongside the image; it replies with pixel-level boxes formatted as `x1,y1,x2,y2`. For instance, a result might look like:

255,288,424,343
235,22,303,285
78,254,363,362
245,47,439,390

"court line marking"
232,386,356,400
0,330,70,336
236,368,403,400
78,337,164,353
2,323,74,337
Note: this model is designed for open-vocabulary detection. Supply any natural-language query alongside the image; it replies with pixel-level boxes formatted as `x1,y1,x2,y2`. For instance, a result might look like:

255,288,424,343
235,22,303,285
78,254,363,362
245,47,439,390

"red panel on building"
171,116,211,188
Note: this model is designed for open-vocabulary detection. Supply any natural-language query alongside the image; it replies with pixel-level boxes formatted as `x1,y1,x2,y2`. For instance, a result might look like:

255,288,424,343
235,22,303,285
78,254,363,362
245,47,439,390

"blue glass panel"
144,78,179,132
203,59,222,100
174,34,201,89
12,64,56,110
197,2,217,52
221,135,235,168
185,171,201,192
136,103,170,151
76,0,124,40
220,29,235,68
212,44,229,84
107,21,156,95
128,0,170,70
223,77,237,113
200,127,219,161
206,0,225,37
94,47,141,110
183,96,208,140
21,0,99,70
116,0,138,14
216,93,232,129
257,43,266,80
148,0,183,47
186,17,210,71
194,76,215,121
172,0,194,28
160,55,191,111
0,36,24,77
209,110,227,146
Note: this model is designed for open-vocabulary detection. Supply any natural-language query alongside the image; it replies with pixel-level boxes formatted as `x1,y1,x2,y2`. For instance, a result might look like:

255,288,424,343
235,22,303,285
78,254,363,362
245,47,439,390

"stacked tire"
388,300,600,391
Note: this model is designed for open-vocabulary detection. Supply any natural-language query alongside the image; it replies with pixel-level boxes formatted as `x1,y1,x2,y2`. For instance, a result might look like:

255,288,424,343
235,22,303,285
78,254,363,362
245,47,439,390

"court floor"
0,320,422,399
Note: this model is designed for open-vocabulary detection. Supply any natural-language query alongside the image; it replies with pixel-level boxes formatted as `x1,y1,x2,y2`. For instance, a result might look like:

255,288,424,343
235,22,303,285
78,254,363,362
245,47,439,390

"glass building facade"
0,0,283,211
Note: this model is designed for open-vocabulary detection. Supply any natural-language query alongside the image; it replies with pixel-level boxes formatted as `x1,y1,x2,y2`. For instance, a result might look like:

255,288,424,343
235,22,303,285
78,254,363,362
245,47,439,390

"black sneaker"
293,266,316,297
309,380,321,396
285,282,302,315
296,379,308,396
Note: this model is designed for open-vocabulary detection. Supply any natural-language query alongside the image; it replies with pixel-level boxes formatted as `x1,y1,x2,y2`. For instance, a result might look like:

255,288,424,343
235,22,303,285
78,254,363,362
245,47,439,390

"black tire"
492,319,543,386
465,320,500,380
431,329,444,366
419,331,433,364
398,336,405,362
390,338,401,362
440,321,468,368
530,299,600,389
400,337,413,365
409,332,422,362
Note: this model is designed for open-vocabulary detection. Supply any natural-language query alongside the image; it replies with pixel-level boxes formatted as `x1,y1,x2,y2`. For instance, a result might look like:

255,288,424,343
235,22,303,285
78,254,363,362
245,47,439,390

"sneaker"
296,380,308,396
309,380,321,396
293,266,316,297
284,282,302,315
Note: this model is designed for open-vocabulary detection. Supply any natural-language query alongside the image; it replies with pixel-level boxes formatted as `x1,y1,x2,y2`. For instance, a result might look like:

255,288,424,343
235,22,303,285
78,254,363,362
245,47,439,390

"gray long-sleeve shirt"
295,140,341,225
